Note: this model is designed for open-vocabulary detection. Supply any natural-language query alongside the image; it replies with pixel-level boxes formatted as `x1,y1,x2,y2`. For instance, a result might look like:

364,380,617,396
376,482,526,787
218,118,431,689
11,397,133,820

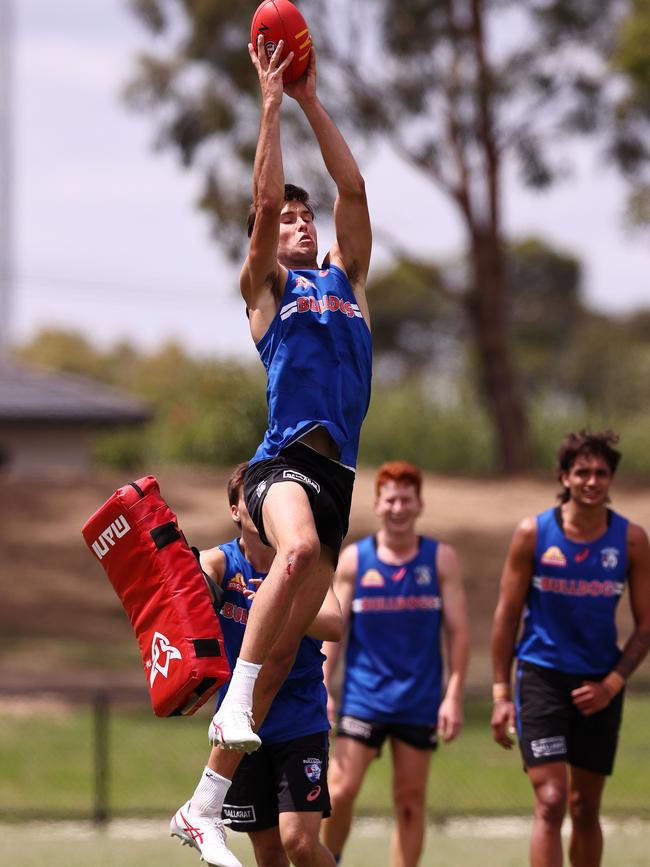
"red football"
250,0,312,83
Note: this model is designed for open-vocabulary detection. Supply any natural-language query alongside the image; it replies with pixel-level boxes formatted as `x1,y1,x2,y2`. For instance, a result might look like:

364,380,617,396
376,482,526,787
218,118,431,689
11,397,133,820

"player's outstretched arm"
322,543,357,723
240,36,293,336
285,52,371,310
437,543,470,743
490,517,536,749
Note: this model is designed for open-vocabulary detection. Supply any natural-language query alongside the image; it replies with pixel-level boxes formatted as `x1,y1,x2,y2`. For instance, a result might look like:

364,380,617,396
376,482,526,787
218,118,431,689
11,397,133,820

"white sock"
190,767,231,816
221,658,262,713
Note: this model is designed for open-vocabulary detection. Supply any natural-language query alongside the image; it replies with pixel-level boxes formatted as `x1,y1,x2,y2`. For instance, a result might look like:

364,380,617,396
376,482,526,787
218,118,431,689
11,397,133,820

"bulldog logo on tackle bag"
82,476,230,716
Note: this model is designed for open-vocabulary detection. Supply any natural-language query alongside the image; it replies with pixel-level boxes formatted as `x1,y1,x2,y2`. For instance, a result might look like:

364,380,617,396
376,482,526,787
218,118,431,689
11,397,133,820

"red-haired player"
322,461,470,867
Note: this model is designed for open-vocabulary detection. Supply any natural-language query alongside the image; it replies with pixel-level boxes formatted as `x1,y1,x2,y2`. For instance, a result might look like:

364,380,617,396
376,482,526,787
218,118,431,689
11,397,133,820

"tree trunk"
466,229,531,474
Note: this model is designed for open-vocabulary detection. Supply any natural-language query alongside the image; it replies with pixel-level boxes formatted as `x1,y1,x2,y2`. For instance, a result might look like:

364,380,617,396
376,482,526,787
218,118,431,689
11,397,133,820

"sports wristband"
492,682,511,702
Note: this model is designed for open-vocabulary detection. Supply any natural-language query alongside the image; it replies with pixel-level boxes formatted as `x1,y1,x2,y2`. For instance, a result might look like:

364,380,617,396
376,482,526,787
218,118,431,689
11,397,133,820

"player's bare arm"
240,36,292,341
572,521,650,717
285,51,372,321
617,522,650,673
322,543,358,720
491,516,537,749
199,546,227,586
198,546,228,607
306,584,344,642
437,543,469,743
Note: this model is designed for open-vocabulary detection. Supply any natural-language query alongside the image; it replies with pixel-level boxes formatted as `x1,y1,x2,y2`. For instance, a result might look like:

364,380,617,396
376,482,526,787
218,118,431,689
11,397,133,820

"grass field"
2,693,649,821
5,816,650,867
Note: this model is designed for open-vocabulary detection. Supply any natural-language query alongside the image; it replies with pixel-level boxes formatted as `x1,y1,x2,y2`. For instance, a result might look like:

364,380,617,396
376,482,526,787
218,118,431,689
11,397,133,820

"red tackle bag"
81,475,230,716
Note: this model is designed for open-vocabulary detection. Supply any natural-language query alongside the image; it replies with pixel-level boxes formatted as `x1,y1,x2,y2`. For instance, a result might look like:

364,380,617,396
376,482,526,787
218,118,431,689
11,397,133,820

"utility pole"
0,0,13,362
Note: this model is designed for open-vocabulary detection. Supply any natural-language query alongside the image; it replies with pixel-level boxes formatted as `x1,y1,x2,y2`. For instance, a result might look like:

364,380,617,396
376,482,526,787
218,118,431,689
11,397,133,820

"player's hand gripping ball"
250,0,312,83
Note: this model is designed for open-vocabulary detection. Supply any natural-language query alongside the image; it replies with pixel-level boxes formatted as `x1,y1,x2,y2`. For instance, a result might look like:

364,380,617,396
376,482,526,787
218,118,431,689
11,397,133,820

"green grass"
2,694,649,820
5,817,650,867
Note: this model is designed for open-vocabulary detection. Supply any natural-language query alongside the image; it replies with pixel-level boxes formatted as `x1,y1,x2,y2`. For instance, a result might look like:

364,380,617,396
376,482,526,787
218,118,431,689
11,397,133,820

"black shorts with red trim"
221,731,331,832
516,660,624,776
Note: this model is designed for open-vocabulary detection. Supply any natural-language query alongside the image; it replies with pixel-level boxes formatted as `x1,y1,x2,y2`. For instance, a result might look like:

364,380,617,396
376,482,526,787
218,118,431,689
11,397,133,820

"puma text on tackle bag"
81,475,230,716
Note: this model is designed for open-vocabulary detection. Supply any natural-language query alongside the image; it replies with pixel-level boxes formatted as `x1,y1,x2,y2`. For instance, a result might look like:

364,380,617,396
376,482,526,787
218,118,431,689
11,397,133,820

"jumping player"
210,36,372,753
321,461,470,867
491,430,650,867
171,463,341,867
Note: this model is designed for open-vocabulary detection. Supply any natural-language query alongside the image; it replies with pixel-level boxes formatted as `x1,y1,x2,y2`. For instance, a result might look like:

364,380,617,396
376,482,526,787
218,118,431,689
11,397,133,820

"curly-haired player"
491,430,650,867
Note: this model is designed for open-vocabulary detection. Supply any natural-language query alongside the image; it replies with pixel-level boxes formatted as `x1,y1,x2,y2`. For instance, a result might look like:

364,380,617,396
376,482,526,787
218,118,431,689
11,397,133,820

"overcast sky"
7,0,650,361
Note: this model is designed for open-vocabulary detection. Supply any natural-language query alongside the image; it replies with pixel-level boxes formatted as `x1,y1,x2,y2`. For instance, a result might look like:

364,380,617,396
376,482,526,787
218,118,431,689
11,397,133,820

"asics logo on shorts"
255,480,267,499
282,470,321,493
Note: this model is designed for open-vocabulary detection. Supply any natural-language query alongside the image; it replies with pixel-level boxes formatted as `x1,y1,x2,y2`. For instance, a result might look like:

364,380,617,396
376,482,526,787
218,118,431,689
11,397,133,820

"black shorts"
516,661,624,776
243,441,355,558
221,731,331,832
337,714,438,752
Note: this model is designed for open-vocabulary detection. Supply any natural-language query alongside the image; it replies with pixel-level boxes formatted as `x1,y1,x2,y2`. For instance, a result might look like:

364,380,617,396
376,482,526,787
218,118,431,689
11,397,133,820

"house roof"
0,363,151,424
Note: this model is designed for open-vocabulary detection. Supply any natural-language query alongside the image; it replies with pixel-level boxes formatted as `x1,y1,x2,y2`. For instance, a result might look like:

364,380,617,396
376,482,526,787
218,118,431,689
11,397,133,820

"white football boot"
208,705,261,753
170,800,243,867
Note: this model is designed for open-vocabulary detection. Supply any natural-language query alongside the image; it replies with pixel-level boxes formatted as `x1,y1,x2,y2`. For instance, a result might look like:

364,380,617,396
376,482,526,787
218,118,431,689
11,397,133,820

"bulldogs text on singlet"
517,507,628,675
250,265,372,469
341,535,444,725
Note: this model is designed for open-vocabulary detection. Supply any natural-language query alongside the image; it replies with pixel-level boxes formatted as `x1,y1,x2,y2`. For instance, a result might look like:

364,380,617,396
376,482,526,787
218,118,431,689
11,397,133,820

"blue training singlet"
216,538,329,743
517,507,628,675
340,535,443,726
250,265,372,469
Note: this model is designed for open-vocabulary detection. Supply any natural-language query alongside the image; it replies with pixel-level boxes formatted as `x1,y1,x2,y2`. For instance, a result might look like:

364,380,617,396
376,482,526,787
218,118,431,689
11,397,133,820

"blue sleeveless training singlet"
216,538,329,743
340,535,443,725
250,265,372,469
517,507,628,675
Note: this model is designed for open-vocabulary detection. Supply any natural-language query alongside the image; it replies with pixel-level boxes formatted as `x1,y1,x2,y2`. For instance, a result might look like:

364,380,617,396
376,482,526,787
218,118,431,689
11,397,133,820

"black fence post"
93,690,110,824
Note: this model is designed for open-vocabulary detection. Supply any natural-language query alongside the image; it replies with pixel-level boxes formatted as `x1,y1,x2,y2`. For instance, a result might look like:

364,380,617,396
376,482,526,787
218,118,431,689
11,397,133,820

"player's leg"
248,828,290,867
565,682,623,866
170,747,246,867
265,731,334,867
280,811,336,867
212,481,325,749
250,556,336,719
281,813,335,867
322,734,379,861
389,737,432,867
567,767,606,867
240,479,329,660
528,762,567,867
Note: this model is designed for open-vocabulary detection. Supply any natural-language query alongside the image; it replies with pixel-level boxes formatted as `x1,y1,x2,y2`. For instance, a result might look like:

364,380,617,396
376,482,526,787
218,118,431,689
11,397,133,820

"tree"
365,258,462,378
126,0,650,472
611,0,650,230
369,237,584,394
507,237,583,396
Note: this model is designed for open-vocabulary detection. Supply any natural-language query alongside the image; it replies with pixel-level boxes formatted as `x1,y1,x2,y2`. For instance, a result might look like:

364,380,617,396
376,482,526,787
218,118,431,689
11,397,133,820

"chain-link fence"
1,685,649,822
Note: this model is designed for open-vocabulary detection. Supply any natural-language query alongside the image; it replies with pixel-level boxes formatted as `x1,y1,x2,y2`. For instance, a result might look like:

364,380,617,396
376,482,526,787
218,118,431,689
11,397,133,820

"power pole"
0,0,13,362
